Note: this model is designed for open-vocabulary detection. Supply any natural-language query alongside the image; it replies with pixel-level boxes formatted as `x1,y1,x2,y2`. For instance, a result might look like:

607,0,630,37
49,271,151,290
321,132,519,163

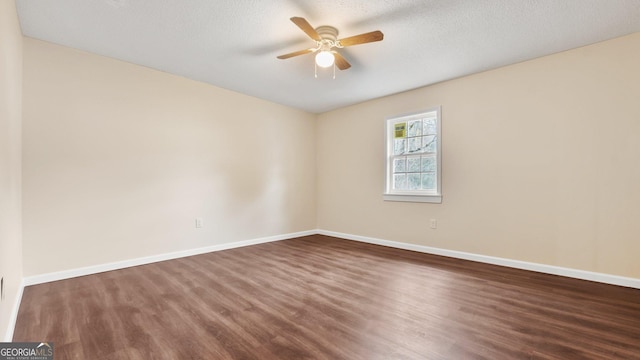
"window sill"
383,193,442,203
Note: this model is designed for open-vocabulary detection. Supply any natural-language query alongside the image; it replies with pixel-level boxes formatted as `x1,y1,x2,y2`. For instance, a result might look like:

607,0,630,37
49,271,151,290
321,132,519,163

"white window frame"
384,107,442,203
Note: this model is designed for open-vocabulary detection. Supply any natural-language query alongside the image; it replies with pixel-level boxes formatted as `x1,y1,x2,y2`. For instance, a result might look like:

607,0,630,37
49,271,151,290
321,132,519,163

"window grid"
384,107,441,203
390,115,438,191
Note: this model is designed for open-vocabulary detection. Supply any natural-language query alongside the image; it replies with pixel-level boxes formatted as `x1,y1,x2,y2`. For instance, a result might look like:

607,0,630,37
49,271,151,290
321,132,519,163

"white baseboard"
317,230,640,289
23,230,316,287
4,279,24,342
9,228,639,340
18,227,640,295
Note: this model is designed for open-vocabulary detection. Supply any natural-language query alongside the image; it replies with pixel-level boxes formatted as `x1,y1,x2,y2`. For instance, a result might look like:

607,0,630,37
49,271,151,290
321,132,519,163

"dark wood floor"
13,235,640,359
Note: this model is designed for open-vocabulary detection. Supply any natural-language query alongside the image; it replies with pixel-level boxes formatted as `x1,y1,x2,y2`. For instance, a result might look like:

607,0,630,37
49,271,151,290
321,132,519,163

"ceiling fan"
277,17,384,72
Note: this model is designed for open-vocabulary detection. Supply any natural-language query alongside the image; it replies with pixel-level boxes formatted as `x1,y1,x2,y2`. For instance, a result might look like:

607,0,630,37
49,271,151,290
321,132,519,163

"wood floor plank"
13,235,640,359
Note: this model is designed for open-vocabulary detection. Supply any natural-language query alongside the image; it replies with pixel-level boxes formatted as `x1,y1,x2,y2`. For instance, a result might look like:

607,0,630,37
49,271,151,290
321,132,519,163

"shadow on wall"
216,116,293,240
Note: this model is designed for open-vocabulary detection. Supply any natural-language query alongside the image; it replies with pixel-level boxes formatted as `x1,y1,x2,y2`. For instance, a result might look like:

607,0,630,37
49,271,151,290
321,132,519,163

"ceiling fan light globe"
315,51,335,68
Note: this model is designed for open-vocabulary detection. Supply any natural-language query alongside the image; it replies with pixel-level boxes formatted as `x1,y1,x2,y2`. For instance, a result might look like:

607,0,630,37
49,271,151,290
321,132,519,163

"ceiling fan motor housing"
315,25,339,48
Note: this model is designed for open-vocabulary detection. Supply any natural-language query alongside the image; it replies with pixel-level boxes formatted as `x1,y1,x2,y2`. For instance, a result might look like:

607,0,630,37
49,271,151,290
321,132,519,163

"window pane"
423,118,437,135
408,173,421,190
421,156,436,172
393,174,407,190
407,157,421,172
422,135,437,153
408,120,422,137
408,137,422,153
394,139,406,155
393,158,406,173
421,173,436,190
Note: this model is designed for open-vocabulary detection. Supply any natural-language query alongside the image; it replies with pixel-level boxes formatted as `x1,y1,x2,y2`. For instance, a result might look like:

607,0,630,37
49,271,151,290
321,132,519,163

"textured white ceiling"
16,0,640,113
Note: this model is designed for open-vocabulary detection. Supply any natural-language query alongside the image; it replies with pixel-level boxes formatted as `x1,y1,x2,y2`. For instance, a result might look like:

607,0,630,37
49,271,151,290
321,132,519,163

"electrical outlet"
430,219,437,229
195,218,203,228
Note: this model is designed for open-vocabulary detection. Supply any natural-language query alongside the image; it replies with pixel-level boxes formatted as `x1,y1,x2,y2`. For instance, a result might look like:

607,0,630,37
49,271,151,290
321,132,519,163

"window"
384,107,442,203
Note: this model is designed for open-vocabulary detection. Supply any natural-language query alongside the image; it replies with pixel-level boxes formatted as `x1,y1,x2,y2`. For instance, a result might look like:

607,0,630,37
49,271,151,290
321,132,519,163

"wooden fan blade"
333,51,351,70
277,48,315,59
338,30,384,47
290,17,321,41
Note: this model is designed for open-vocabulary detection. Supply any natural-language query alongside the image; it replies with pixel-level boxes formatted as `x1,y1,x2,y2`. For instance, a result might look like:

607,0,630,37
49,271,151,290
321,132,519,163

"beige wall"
0,0,23,341
317,33,640,279
22,38,316,276
16,25,640,285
